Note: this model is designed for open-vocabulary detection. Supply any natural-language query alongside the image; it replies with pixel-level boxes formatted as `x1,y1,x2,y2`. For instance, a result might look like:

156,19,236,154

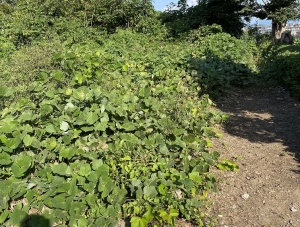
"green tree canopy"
160,0,247,37
243,0,300,40
0,0,156,46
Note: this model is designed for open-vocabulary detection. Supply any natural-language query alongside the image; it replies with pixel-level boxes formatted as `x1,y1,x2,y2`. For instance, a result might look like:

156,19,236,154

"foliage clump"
0,30,244,226
185,29,259,98
260,42,300,99
0,0,264,225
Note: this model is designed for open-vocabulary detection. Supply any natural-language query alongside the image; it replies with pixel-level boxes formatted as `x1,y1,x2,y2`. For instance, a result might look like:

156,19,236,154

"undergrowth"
0,28,259,226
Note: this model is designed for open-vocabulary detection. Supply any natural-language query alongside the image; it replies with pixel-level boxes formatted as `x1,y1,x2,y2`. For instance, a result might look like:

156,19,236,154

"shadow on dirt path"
208,86,300,227
216,86,300,173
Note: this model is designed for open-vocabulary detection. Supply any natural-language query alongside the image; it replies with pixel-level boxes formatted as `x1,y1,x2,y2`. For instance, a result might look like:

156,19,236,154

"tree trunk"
272,20,286,42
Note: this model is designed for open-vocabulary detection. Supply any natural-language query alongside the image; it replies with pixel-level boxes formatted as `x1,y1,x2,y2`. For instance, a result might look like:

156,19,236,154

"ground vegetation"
0,1,300,226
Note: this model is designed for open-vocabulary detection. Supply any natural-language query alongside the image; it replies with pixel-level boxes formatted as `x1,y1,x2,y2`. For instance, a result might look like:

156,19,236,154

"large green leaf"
60,121,69,132
0,152,11,165
52,70,65,82
11,156,33,178
86,112,98,125
40,104,53,116
59,147,76,160
45,124,57,134
143,186,158,198
0,192,9,210
183,134,196,143
130,216,149,227
95,121,108,131
52,163,72,176
23,134,36,147
0,86,13,97
0,121,19,133
98,176,114,198
8,208,27,226
78,163,91,177
0,210,9,224
122,122,136,131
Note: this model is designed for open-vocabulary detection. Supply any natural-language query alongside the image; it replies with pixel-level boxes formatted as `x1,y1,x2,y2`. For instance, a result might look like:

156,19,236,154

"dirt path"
208,87,300,227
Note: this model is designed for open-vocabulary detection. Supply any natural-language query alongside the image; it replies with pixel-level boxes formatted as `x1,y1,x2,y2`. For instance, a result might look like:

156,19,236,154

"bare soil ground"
208,86,300,227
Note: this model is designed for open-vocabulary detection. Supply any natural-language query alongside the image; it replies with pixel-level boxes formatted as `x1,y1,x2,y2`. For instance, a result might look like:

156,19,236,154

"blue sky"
153,0,197,12
152,0,273,25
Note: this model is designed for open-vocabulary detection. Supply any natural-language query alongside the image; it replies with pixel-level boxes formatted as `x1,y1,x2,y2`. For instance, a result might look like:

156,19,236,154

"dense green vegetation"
0,0,299,226
259,39,300,99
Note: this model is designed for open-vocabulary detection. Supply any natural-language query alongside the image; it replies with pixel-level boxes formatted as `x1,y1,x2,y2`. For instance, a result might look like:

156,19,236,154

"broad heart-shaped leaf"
8,208,27,226
91,159,104,170
60,121,69,132
139,87,151,98
23,134,36,147
158,184,167,195
4,136,22,149
201,152,214,166
44,137,57,151
122,122,136,131
107,188,127,205
40,104,53,116
11,155,33,178
19,110,34,121
62,135,72,145
75,74,83,84
86,112,98,125
45,124,57,134
44,193,69,210
0,152,11,165
120,133,139,144
189,172,203,184
0,120,19,133
52,70,65,82
59,147,76,160
159,143,169,155
158,210,169,221
143,186,158,198
78,163,91,177
51,163,72,176
98,176,114,197
0,85,13,97
95,121,108,131
183,134,196,143
25,188,37,204
130,216,149,227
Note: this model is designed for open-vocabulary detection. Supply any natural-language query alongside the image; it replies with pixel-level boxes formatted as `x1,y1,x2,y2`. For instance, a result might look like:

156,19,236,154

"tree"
243,0,300,41
200,0,247,37
160,0,247,37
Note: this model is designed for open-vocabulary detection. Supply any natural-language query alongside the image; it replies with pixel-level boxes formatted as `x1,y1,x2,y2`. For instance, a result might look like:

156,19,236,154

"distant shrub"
186,32,259,98
262,44,300,99
0,36,15,57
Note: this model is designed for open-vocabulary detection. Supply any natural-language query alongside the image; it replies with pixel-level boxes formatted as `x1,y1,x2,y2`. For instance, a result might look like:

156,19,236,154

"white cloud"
187,0,198,6
163,0,198,11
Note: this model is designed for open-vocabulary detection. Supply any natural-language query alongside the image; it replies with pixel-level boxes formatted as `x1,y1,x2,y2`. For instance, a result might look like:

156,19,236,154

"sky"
152,0,272,25
153,0,197,12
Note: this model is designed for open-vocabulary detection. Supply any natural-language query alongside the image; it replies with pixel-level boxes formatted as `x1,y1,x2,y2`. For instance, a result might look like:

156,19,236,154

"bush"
261,43,300,99
0,36,15,58
186,32,259,97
